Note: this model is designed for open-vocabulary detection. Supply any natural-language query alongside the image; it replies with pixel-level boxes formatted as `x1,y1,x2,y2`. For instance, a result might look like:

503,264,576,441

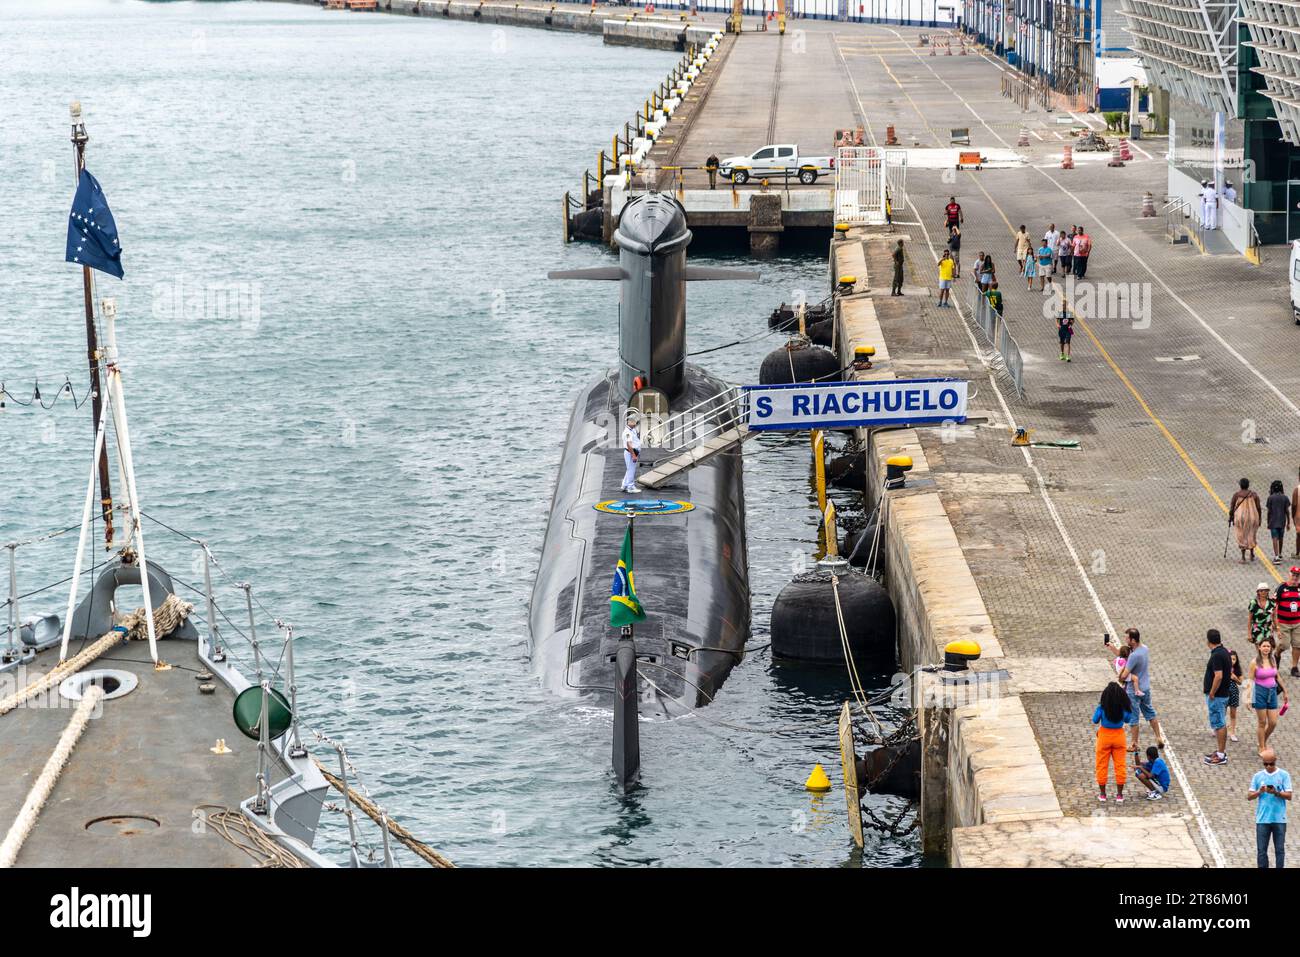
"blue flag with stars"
66,169,123,279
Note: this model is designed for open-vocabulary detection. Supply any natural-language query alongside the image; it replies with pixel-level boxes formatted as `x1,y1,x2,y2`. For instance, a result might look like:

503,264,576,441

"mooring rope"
313,761,455,869
0,593,192,719
193,804,307,869
0,685,103,867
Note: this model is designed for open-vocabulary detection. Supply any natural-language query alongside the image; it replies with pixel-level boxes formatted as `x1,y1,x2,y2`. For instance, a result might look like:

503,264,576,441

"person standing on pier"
1290,468,1300,558
1043,223,1060,267
1072,226,1092,279
1092,682,1135,802
1057,311,1074,361
1229,478,1262,563
985,281,1003,318
1248,638,1287,751
1267,479,1292,563
621,409,642,494
891,239,905,296
1249,748,1291,868
947,225,962,277
943,196,963,231
705,154,719,190
1014,224,1032,273
1035,237,1054,290
1249,583,1277,649
1275,566,1300,677
1022,246,1037,290
936,250,954,306
1204,629,1233,766
1057,228,1074,280
1111,628,1166,754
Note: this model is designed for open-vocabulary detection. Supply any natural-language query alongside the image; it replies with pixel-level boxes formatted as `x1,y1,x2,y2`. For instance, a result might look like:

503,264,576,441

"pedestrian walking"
947,225,962,277
1134,745,1171,801
1111,628,1166,754
1249,582,1277,647
943,196,963,231
971,250,986,291
891,239,905,296
1072,226,1092,279
1275,566,1300,676
1014,224,1031,273
1229,478,1262,563
1035,238,1054,291
986,281,1003,318
1229,648,1244,743
1057,228,1074,278
1268,479,1292,561
1249,747,1291,868
1291,468,1300,557
1205,628,1233,766
1057,310,1074,361
1201,180,1218,229
1249,637,1288,752
979,254,995,291
705,154,719,190
936,250,954,307
1022,249,1037,290
1092,682,1135,802
621,409,642,494
1043,222,1060,263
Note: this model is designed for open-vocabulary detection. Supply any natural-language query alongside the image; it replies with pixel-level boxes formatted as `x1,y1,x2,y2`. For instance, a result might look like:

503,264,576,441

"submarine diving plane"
530,194,757,724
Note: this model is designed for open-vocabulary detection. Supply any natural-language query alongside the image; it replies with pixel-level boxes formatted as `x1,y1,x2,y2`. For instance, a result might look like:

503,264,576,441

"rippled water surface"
2,0,916,866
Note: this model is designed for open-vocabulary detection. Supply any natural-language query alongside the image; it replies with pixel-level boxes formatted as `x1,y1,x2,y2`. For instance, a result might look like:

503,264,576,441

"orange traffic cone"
1119,138,1133,161
1061,144,1074,169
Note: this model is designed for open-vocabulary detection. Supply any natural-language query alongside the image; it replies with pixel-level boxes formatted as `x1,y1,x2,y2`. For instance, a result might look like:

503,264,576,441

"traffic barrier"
1141,191,1155,217
1107,144,1125,167
1119,138,1133,161
1016,127,1029,147
1061,144,1073,169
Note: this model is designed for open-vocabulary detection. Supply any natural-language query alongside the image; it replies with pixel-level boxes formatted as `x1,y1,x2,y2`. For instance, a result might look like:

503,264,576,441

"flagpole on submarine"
70,101,114,550
613,514,640,791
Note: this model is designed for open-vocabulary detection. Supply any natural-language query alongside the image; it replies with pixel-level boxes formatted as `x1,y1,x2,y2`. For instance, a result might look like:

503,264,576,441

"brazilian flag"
609,525,646,627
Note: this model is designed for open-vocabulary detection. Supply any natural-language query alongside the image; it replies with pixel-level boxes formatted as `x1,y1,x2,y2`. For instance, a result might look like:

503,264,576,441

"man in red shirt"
1276,567,1300,676
942,196,963,232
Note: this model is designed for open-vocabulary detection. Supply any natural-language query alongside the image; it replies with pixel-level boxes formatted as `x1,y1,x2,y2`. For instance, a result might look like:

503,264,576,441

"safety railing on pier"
646,384,747,452
968,288,1024,397
2,515,451,868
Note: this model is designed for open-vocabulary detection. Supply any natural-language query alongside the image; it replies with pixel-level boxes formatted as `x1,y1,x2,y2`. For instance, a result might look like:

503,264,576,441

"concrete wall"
270,0,711,49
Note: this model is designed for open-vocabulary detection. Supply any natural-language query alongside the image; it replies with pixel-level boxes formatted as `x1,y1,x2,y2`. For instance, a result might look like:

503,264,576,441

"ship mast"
70,101,114,550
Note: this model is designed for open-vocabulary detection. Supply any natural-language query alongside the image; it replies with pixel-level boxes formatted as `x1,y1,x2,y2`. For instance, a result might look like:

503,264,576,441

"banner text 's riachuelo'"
743,378,968,431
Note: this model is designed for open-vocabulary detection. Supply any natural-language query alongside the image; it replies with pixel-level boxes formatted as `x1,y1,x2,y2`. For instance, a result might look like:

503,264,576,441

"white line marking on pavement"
875,26,1229,866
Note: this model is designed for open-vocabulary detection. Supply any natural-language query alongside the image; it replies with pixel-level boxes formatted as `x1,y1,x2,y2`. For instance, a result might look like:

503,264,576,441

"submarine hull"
528,364,751,717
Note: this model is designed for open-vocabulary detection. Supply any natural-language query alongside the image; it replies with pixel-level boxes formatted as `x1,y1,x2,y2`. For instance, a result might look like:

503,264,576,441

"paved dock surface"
657,18,1299,865
817,26,1297,867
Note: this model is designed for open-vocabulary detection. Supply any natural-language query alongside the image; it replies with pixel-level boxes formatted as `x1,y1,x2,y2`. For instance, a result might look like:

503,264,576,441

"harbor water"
2,0,916,866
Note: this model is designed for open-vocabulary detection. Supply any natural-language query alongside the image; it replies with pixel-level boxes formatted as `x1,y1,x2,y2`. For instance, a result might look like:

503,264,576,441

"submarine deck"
0,639,267,867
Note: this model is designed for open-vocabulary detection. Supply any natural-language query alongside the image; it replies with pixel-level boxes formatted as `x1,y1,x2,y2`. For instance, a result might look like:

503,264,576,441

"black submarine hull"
528,365,750,717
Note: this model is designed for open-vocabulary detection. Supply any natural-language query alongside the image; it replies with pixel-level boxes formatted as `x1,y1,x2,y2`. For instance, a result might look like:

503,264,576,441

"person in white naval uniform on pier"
622,409,642,494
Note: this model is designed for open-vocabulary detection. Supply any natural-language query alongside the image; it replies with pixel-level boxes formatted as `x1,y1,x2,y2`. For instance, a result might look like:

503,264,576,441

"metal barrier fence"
969,287,1025,396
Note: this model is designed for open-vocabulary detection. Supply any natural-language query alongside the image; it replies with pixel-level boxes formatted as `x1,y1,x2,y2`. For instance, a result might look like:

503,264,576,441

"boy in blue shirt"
1249,748,1292,868
1135,746,1171,801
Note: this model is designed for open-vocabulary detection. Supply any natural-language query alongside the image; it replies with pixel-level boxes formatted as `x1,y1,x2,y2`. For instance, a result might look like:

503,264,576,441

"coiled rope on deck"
0,685,103,867
193,804,308,869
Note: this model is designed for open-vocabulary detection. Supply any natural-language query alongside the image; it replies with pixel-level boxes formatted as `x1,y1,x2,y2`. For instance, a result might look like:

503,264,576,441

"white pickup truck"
718,144,835,185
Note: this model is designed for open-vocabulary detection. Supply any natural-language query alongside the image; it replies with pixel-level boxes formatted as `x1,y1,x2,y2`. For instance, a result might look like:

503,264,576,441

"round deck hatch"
59,669,137,702
84,815,160,836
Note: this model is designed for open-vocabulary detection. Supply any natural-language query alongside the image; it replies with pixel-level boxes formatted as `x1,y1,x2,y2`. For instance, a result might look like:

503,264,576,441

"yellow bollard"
811,430,826,515
823,503,839,558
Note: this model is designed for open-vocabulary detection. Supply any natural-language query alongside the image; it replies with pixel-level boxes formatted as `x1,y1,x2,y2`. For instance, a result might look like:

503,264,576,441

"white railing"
649,385,748,452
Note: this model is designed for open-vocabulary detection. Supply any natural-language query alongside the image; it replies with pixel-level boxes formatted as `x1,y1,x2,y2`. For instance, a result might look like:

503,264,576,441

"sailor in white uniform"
1201,180,1218,229
622,409,642,494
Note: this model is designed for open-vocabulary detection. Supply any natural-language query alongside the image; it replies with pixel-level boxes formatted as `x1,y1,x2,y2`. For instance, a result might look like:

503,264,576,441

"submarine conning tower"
614,194,691,403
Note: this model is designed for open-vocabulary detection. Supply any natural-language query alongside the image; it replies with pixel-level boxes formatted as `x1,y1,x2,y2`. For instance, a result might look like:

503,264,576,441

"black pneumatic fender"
759,343,841,385
770,570,896,672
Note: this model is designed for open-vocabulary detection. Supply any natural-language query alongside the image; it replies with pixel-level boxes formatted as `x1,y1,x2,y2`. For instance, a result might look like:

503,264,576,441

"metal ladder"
638,386,755,489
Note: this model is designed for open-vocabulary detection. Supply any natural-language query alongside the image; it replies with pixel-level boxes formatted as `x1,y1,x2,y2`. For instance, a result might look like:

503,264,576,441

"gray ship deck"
0,638,267,867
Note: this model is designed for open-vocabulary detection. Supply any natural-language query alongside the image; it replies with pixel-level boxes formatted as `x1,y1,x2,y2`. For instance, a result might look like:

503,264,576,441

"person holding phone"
1249,747,1292,868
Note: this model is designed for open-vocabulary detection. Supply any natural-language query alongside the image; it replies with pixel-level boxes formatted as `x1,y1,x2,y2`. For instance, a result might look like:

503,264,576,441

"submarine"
530,194,757,726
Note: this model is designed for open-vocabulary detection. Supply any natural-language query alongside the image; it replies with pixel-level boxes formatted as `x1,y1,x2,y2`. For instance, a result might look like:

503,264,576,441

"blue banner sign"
744,378,968,431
